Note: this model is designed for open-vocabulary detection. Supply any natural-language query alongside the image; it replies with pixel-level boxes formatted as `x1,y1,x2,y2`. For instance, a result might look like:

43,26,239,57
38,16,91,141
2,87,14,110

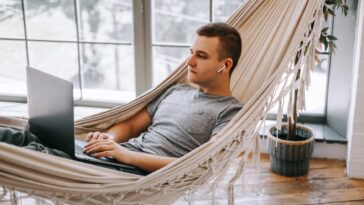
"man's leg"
0,126,70,158
0,126,39,146
0,126,145,173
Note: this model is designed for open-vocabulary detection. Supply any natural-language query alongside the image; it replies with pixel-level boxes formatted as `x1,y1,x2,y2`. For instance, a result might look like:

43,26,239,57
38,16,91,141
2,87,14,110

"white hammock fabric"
0,0,323,204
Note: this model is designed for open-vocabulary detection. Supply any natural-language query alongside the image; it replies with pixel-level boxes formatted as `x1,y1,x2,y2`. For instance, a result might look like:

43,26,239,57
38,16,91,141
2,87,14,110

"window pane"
152,46,189,86
0,40,27,96
80,43,135,102
212,0,244,22
0,0,24,38
28,41,81,98
152,0,209,44
305,54,329,114
25,0,76,41
78,0,133,42
268,54,329,115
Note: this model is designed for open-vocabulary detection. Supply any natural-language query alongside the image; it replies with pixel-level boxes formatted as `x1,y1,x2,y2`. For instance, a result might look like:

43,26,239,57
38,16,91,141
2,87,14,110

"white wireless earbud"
217,65,226,73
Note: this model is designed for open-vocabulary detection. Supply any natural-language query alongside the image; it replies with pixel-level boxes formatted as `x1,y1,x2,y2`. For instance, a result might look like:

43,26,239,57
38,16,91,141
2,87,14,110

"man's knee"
0,126,39,146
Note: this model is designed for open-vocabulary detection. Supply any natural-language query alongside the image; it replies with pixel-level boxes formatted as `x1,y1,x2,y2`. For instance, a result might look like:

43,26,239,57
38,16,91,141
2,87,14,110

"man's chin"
187,75,197,84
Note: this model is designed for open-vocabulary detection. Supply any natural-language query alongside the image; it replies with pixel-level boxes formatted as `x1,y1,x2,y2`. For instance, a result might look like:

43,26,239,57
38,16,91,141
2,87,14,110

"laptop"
26,66,134,169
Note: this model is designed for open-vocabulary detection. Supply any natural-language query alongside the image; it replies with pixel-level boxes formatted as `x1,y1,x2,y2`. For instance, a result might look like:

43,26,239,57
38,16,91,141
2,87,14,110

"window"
268,17,333,118
0,0,331,118
302,16,333,115
0,0,134,103
0,0,26,96
151,0,244,86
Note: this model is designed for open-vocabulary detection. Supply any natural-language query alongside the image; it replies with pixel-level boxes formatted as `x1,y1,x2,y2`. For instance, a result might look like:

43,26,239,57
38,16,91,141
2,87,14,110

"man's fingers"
84,138,110,148
84,141,105,152
84,141,113,154
91,132,101,141
86,132,111,142
100,133,110,140
94,151,113,158
86,132,94,141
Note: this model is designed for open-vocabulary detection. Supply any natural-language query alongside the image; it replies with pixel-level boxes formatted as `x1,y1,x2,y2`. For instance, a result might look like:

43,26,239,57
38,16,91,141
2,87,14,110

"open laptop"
26,66,134,169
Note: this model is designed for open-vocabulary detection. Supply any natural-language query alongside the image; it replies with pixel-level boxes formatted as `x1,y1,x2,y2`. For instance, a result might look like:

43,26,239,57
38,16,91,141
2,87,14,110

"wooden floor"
235,154,364,205
174,154,364,205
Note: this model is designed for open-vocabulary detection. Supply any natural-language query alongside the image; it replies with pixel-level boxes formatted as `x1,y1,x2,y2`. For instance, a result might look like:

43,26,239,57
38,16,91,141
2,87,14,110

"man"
83,22,243,173
0,22,242,175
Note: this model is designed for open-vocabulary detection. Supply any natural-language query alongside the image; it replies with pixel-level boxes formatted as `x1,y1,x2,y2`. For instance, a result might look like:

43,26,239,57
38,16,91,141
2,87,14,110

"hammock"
0,0,323,204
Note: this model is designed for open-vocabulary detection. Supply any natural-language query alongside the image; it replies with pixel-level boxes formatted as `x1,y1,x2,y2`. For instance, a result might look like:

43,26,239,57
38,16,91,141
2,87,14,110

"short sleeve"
147,84,179,118
211,103,243,136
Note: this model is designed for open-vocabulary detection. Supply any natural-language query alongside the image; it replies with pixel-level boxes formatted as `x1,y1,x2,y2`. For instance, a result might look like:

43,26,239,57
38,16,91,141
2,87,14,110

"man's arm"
83,139,177,172
127,151,177,172
86,107,152,143
107,107,152,143
84,107,178,172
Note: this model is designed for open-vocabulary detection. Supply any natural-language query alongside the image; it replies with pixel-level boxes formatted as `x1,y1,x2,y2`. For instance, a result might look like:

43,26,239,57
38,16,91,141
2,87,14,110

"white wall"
347,0,364,179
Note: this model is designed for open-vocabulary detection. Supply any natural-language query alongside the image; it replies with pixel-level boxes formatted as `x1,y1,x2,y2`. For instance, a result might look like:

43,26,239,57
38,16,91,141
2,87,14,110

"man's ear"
224,58,233,73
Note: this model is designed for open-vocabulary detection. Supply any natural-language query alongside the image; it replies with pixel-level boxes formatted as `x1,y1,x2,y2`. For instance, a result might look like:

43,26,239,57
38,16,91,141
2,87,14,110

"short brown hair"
196,22,242,77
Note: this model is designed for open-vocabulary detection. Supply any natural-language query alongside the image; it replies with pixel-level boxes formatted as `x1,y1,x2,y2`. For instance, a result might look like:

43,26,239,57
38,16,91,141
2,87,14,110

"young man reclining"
0,23,243,175
83,22,243,173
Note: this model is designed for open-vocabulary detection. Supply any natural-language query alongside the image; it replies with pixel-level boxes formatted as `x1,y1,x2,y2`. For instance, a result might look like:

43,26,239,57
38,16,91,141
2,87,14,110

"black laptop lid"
26,66,75,157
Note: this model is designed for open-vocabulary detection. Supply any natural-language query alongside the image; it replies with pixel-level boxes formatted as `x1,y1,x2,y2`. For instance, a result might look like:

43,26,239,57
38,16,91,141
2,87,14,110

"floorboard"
175,154,364,205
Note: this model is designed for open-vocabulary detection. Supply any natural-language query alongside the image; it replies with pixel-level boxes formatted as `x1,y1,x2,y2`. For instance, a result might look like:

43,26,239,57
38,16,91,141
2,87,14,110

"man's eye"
198,54,207,59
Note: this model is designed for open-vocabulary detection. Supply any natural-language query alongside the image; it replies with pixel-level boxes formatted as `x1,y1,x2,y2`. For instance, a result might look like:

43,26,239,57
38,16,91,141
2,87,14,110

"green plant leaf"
324,11,329,21
321,27,329,33
343,7,348,16
323,5,327,12
324,40,329,51
327,8,336,16
325,0,335,5
319,35,326,43
327,35,338,40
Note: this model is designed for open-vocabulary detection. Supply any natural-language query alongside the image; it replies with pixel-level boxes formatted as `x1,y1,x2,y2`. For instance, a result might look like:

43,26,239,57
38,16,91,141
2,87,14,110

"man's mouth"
188,68,197,74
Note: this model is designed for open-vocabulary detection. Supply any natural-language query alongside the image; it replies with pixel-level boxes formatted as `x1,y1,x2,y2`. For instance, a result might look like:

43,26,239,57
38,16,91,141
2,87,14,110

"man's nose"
187,54,196,67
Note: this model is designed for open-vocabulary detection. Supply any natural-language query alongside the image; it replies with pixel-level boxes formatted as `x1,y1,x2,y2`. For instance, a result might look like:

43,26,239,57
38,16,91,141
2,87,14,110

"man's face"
187,35,224,86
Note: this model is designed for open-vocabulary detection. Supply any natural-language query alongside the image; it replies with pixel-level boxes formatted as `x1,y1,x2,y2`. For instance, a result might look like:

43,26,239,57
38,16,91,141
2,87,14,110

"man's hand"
84,138,177,172
86,132,115,142
83,139,133,165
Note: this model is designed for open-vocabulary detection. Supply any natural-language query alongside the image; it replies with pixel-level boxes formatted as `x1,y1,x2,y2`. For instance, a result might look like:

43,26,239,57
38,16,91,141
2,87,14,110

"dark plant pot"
268,124,315,176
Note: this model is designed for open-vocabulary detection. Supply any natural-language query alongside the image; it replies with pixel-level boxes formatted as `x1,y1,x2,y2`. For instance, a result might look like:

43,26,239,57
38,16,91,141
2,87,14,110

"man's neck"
198,81,232,97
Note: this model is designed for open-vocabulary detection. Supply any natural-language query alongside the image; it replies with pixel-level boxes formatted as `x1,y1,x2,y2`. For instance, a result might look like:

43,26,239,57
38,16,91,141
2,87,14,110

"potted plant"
268,0,349,176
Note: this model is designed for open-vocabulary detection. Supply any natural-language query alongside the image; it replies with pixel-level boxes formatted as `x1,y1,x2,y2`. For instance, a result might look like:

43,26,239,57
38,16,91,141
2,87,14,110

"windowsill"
259,120,347,144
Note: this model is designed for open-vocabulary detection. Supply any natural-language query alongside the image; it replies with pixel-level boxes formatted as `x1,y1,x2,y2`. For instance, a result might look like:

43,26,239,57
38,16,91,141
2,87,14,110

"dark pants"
0,126,149,176
0,126,70,158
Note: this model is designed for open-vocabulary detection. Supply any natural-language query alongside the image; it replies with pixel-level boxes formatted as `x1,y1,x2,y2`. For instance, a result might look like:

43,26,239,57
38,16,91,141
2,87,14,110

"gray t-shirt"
120,83,243,157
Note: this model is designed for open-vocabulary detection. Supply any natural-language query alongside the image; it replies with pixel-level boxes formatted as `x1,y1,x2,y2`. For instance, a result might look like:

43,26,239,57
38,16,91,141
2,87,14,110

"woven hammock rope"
0,0,323,204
